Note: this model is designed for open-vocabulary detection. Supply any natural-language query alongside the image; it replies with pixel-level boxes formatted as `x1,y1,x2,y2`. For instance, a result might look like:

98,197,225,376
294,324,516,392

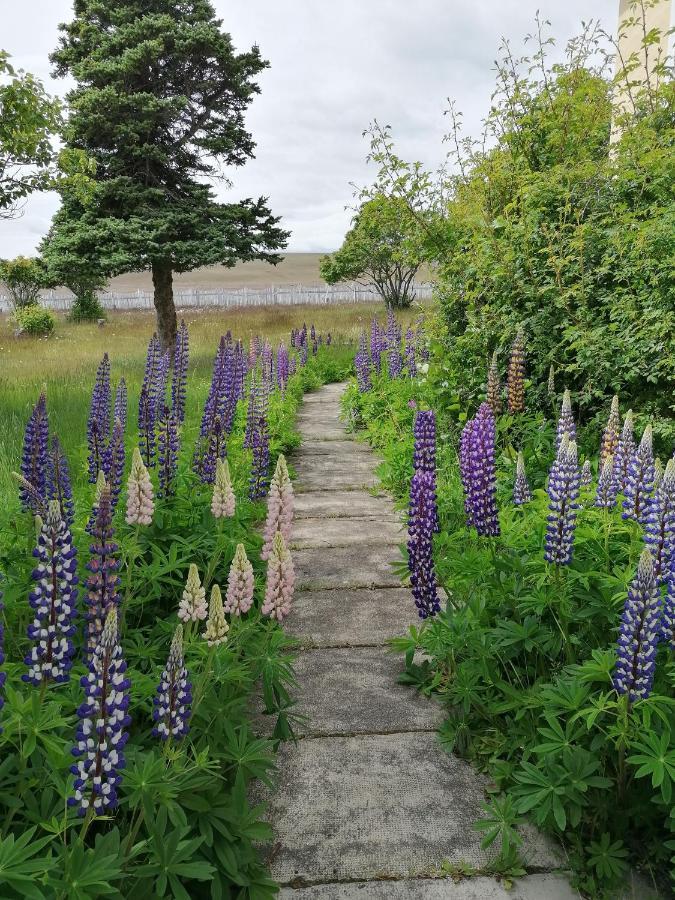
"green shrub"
12,304,55,335
68,289,105,322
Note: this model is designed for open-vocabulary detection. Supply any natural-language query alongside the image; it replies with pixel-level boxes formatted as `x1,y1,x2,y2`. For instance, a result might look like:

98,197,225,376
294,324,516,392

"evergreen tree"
49,0,288,348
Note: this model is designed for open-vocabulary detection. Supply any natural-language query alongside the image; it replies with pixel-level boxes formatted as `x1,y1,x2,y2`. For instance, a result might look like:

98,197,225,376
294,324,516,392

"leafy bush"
12,304,55,335
0,256,46,309
68,288,105,322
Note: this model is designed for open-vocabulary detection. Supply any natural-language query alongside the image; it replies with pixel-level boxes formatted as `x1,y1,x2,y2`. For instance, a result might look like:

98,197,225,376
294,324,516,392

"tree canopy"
47,0,288,348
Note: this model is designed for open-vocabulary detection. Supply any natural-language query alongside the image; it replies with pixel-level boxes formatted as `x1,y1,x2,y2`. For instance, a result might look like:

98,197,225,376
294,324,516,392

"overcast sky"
1,0,620,257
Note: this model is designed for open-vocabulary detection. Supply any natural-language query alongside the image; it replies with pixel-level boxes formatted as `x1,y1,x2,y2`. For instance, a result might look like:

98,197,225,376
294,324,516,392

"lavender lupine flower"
544,435,580,566
663,568,675,648
125,447,154,526
613,549,661,702
157,407,179,499
171,320,189,423
277,343,290,393
23,501,78,685
506,328,526,415
85,485,121,654
211,458,235,518
386,307,403,378
405,328,417,377
20,393,49,511
249,408,270,501
547,364,555,395
413,410,436,473
556,389,576,451
203,584,229,646
643,458,675,582
102,418,125,511
69,609,130,816
600,395,621,468
152,625,192,741
225,543,254,616
612,411,635,494
87,355,111,482
486,351,502,416
299,343,308,366
114,379,127,433
355,347,372,393
46,436,74,528
580,460,593,488
407,470,440,619
460,404,500,536
595,456,618,509
178,564,207,623
194,336,237,481
370,319,383,373
262,532,295,623
513,451,532,505
288,355,297,376
262,455,294,560
622,425,655,524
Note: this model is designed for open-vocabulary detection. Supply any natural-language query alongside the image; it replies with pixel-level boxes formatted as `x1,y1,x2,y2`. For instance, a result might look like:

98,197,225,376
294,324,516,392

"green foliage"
343,344,674,897
0,257,46,309
11,305,55,336
320,196,422,307
68,290,106,323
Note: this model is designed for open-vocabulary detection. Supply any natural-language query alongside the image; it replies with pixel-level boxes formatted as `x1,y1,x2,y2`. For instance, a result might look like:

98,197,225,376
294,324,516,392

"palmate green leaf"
50,840,123,899
587,833,629,881
628,730,675,803
0,827,54,898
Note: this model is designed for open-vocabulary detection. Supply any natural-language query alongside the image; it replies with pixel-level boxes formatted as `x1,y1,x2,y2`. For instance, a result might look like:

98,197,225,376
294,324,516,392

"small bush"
12,305,56,335
68,290,105,322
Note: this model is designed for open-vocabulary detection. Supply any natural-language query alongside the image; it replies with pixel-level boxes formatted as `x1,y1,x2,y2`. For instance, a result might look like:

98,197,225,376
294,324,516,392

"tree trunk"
151,260,177,352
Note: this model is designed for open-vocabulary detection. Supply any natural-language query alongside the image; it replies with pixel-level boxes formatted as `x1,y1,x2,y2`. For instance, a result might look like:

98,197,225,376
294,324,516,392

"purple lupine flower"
289,355,297,376
137,385,155,469
580,460,593,488
0,581,5,729
46,436,74,528
643,458,675,582
69,609,130,817
595,456,618,508
85,486,121,655
157,406,180,499
407,470,440,619
102,418,125,512
413,410,439,533
244,375,258,449
506,328,526,415
23,501,78,685
249,410,270,501
355,348,372,393
663,567,675,648
544,435,580,566
622,425,655,524
370,319,382,373
201,417,227,486
555,389,576,451
460,404,500,536
171,320,189,423
152,625,192,741
486,351,501,416
300,344,308,366
386,307,403,378
87,355,111,483
20,393,49,512
194,336,235,481
114,379,127,433
612,411,635,494
613,549,661,702
513,451,532,505
277,343,289,393
405,327,417,377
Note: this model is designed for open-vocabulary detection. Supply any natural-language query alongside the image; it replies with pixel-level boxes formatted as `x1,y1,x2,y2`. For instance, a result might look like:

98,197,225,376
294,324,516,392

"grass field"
0,301,421,515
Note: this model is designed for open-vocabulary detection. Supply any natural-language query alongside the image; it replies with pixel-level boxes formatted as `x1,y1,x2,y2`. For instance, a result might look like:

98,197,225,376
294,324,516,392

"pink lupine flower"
203,584,229,646
262,531,295,623
178,563,207,622
125,447,154,526
224,543,254,616
261,455,294,560
211,458,235,518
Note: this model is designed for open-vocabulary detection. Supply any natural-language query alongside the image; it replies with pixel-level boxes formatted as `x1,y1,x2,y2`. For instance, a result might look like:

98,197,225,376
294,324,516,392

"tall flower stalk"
262,532,294,622
178,564,207,624
600,395,620,467
595,456,618,509
46,435,74,528
506,328,525,414
555,389,576,450
407,470,440,619
225,544,254,616
87,355,111,482
622,425,654,525
20,393,49,511
459,404,500,536
612,411,635,494
544,435,580,566
613,550,661,703
486,351,502,416
157,407,179,499
125,447,155,526
513,451,532,505
152,625,192,742
171,320,189,423
643,458,675,582
262,455,294,559
85,485,121,654
211,458,235,518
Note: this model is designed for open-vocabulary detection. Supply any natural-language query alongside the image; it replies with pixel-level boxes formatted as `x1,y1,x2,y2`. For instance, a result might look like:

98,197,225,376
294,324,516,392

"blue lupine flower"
613,549,661,702
157,406,180,499
595,456,618,509
46,435,74,528
85,486,121,655
612,411,635,494
622,425,655,525
87,355,111,482
643,458,675,582
152,625,192,741
355,347,372,393
580,460,593,488
555,389,576,451
114,378,127,433
513,451,532,505
544,435,580,566
20,393,49,512
171,320,189,423
408,470,440,618
460,404,500,536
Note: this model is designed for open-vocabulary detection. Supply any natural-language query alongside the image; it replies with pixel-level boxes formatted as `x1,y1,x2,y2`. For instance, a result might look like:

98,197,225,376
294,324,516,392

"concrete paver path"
264,382,578,899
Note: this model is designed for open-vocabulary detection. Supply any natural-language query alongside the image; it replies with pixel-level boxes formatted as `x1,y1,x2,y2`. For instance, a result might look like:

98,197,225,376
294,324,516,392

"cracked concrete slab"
263,732,564,884
290,518,406,550
294,545,402,590
289,587,416,647
291,647,443,736
295,491,397,519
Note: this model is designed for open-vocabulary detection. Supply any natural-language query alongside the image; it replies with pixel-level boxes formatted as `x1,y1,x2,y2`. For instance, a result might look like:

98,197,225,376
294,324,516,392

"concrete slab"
297,422,352,440
294,545,402,590
264,732,564,884
295,492,397,519
278,874,580,899
293,440,369,458
292,647,443,736
294,457,376,476
295,471,380,492
290,518,406,550
289,587,417,647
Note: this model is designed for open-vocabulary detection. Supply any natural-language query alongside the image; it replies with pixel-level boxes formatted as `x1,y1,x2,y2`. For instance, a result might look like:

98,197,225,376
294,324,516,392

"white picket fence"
0,281,433,313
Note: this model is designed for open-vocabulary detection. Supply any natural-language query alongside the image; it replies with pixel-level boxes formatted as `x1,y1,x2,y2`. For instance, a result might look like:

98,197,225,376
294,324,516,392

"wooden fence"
0,282,433,313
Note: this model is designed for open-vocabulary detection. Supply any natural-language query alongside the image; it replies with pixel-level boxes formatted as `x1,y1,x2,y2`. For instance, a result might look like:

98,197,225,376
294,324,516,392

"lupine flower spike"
224,543,254,616
486,351,502,416
178,564,207,623
600,395,620,467
544,435,580,566
23,501,78,685
595,456,618,509
407,470,440,618
87,356,110,482
459,404,500,536
153,625,192,741
211,458,235,518
157,408,179,499
622,425,654,525
20,393,49,511
613,549,661,702
612,411,635,494
203,584,229,646
547,364,555,395
47,436,74,527
69,609,130,816
86,469,108,535
580,460,593,487
125,447,155,526
643,458,675,582
262,455,294,559
556,389,576,451
262,532,295,623
513,451,532,505
506,328,526,414
85,485,121,654
114,379,127,433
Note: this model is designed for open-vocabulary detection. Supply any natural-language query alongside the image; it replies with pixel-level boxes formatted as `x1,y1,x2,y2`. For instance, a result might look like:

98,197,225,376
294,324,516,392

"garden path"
265,382,578,899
